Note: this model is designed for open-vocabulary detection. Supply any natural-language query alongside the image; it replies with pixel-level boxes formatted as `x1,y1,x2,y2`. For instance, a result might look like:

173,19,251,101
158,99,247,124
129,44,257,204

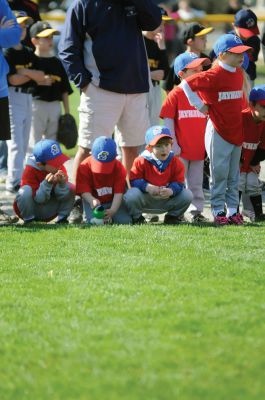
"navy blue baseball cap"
234,9,259,38
145,125,172,147
91,136,117,174
249,85,265,105
174,52,210,77
213,34,252,56
33,139,69,168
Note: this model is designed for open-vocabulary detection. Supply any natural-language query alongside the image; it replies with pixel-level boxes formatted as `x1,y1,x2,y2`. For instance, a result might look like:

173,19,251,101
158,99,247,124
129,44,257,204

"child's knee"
124,187,143,204
16,185,33,201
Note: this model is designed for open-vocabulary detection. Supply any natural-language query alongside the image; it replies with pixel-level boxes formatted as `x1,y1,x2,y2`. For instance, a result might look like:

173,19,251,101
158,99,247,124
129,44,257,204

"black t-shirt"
4,45,37,91
32,56,73,102
144,37,170,84
244,35,260,81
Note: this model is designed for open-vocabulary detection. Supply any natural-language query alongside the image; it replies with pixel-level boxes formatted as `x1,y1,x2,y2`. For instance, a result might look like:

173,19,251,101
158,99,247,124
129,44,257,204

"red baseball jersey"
76,156,126,203
241,108,265,173
130,155,185,186
160,86,207,160
185,64,244,145
21,164,68,196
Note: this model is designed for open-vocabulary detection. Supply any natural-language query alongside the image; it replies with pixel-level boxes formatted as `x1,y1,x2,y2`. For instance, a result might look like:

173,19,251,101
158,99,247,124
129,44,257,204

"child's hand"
91,198,101,209
154,31,166,50
55,170,67,185
104,208,114,224
250,164,261,174
45,173,55,184
159,187,173,199
150,69,164,81
146,184,160,197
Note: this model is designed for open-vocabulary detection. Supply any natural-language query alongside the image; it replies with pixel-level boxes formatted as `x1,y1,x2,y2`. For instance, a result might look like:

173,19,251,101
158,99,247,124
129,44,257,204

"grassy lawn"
0,224,265,400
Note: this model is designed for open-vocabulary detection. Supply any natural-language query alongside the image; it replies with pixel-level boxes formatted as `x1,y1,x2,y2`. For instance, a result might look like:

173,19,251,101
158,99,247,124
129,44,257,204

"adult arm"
0,2,21,48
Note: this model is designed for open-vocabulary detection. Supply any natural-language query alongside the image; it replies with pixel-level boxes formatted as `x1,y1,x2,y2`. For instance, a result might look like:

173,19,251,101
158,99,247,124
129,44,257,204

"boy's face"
151,138,172,160
188,35,207,53
37,163,59,174
221,51,244,68
252,103,265,122
35,35,54,53
180,64,203,79
19,23,27,41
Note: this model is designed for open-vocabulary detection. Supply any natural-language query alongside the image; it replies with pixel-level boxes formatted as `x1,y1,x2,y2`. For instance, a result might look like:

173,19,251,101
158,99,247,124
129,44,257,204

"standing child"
180,34,252,225
142,10,170,125
124,126,192,224
239,85,265,221
4,11,46,193
160,52,210,222
76,136,131,225
28,21,73,152
14,139,75,223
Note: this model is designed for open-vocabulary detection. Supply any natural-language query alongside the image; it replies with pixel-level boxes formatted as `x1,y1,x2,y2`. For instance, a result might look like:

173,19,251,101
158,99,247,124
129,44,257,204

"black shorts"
0,97,11,140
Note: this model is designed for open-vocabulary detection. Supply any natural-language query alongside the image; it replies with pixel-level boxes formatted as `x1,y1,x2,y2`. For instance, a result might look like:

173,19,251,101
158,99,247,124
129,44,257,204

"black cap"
181,22,214,44
30,21,59,39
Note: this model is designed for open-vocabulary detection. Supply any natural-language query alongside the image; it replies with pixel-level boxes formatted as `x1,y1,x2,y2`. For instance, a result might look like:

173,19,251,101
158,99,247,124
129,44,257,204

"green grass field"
0,224,265,400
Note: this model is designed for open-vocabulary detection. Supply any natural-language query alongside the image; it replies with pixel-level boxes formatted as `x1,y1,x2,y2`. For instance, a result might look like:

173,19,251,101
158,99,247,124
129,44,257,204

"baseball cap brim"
255,99,265,106
185,57,211,70
36,28,60,38
46,153,69,168
91,158,116,174
17,16,33,25
237,26,259,39
228,45,252,53
147,134,173,147
195,27,214,37
162,15,173,21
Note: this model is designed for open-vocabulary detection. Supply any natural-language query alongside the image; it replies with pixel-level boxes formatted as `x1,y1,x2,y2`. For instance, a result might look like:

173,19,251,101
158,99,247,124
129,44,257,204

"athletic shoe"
132,215,146,225
69,198,83,224
0,208,19,225
255,213,265,222
144,213,159,223
228,213,244,225
56,216,69,224
164,214,186,225
192,213,208,223
242,209,255,222
214,211,229,226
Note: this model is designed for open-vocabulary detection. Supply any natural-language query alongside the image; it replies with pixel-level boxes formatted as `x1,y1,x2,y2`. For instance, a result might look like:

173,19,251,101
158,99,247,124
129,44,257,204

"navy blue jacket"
58,0,161,94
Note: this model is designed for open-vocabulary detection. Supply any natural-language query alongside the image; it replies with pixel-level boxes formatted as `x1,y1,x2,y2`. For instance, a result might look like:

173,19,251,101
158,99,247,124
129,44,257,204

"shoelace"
229,214,243,224
215,215,228,224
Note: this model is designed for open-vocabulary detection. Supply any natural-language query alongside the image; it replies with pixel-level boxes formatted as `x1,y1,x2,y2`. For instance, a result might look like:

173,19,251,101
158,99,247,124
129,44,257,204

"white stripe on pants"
180,158,204,215
205,119,241,214
6,89,32,190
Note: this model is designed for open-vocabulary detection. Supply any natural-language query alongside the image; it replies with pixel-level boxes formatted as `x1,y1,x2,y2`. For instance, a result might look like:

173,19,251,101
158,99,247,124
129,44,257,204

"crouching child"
124,126,193,224
76,136,132,224
13,139,75,223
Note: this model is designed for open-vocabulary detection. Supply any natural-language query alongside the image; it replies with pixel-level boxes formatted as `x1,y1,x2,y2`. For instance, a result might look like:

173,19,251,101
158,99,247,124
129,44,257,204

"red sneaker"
228,213,244,225
214,212,229,225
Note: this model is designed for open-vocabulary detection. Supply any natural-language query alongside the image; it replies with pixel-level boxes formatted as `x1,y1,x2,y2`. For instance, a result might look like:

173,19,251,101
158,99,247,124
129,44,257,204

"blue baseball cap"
91,136,117,174
145,125,172,147
174,52,210,77
33,139,69,168
242,52,249,71
249,85,265,105
234,9,259,38
213,34,252,56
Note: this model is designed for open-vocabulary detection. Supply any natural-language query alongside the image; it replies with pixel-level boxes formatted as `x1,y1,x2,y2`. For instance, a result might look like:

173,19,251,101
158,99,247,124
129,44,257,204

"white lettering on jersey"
178,110,206,119
96,187,113,196
242,142,258,150
218,91,243,102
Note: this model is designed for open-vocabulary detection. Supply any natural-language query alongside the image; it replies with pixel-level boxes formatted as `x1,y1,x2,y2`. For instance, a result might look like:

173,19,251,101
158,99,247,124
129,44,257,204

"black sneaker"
164,214,186,225
255,214,265,222
5,184,20,194
56,216,69,224
132,215,146,225
69,198,83,224
192,213,208,223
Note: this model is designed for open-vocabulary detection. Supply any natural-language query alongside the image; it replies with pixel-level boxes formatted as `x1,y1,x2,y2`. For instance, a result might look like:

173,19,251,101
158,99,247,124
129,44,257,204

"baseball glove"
57,113,78,149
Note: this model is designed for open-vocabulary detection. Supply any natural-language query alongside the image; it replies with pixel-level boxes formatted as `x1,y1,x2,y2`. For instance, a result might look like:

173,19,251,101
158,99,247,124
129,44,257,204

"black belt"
13,87,32,94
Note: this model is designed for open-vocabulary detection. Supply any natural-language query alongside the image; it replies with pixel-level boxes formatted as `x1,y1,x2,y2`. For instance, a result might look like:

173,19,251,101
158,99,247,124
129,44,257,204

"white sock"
227,208,237,217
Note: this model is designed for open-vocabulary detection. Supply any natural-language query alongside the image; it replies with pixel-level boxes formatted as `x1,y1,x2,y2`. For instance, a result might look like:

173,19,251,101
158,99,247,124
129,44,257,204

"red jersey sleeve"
76,159,93,195
113,161,127,193
160,88,179,119
20,165,46,196
129,157,145,181
171,156,185,183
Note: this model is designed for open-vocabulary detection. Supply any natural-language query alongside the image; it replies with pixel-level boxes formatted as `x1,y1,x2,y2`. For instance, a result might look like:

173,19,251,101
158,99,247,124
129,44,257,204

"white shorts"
78,83,149,149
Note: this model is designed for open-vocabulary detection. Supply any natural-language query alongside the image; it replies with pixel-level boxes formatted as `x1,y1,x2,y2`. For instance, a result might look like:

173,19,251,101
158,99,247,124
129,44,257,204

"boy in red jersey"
13,139,75,223
239,85,265,221
124,126,192,224
160,52,210,222
76,136,131,224
180,34,252,225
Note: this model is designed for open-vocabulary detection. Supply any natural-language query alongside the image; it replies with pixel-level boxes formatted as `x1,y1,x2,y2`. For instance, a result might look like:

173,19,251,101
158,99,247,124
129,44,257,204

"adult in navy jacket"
0,0,21,140
59,0,162,181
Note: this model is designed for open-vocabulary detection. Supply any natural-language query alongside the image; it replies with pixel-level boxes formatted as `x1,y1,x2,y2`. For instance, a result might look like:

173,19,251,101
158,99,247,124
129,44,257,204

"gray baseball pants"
180,158,204,215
